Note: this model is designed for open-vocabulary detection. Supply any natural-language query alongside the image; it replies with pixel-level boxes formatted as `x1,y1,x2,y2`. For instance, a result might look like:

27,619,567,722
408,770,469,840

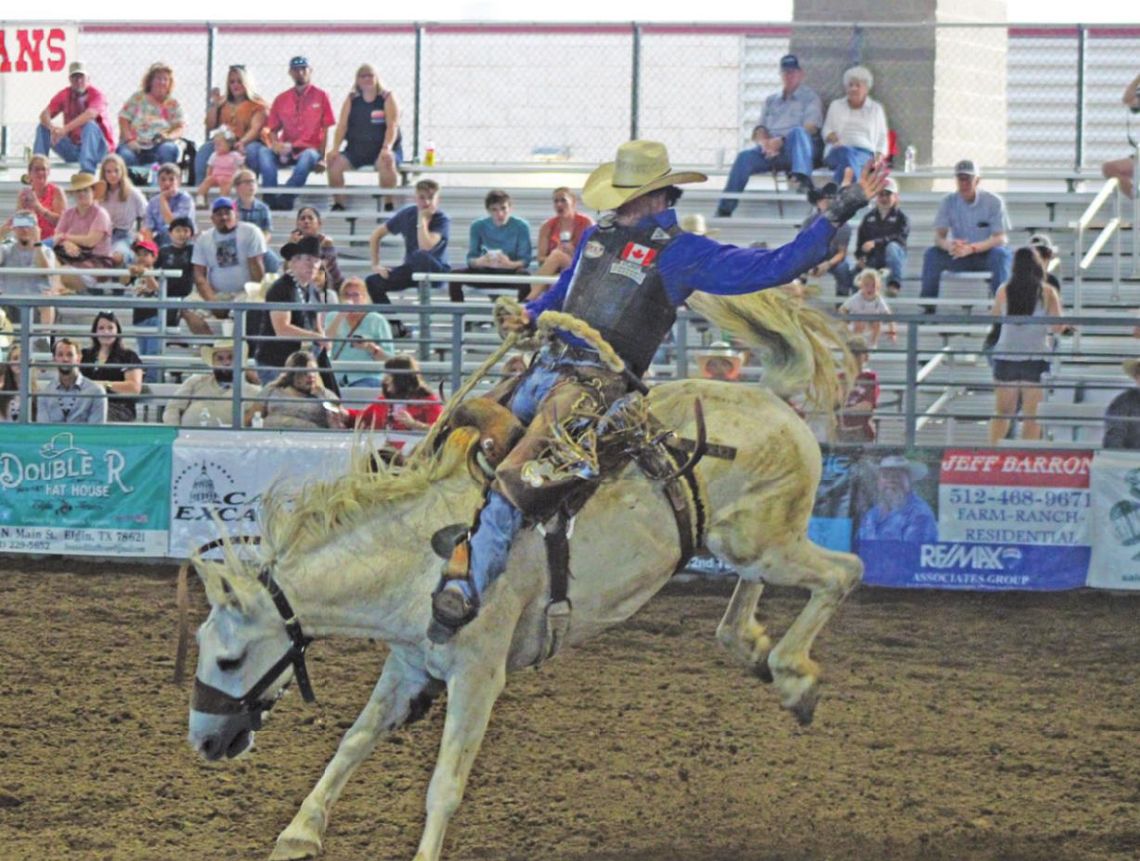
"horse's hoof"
270,836,321,860
752,660,774,685
789,684,821,726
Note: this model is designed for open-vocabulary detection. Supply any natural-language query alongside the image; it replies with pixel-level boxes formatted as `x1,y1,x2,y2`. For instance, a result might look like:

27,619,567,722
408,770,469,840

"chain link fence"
0,20,1137,172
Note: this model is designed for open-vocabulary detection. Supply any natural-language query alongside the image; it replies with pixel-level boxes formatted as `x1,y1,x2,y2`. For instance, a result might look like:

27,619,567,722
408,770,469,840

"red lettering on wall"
16,29,46,72
0,31,11,73
46,29,66,72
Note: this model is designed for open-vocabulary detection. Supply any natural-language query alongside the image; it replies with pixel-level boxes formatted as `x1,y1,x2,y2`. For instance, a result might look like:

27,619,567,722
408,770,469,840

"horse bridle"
190,541,317,729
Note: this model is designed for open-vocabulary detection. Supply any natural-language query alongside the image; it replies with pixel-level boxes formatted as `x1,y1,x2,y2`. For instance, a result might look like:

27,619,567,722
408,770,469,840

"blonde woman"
117,61,185,168
195,64,268,184
96,153,147,264
326,64,402,210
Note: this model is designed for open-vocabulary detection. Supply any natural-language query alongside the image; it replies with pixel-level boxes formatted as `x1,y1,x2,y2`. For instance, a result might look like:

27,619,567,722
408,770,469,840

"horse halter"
191,565,316,728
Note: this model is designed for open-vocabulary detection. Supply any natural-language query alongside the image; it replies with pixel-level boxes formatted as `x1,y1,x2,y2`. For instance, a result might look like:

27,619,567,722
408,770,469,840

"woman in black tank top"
327,64,402,211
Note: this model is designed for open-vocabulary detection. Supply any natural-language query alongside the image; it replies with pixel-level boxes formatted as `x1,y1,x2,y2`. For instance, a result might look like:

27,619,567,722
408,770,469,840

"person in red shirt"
334,355,442,434
34,61,114,174
257,56,336,210
837,335,879,444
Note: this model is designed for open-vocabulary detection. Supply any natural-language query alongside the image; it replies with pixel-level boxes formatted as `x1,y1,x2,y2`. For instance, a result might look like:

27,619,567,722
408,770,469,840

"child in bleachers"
839,268,896,349
196,129,244,205
233,169,278,273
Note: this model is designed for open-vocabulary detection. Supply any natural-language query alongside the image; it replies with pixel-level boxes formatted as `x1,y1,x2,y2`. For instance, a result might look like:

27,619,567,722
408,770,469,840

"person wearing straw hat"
52,172,114,292
856,454,938,544
428,138,888,640
163,339,262,427
1104,358,1140,450
694,341,743,381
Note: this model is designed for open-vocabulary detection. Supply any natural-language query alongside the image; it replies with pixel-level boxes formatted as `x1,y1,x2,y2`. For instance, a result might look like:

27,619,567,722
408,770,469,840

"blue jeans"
264,247,282,275
134,317,162,383
824,145,874,183
859,240,908,288
831,260,854,297
34,120,109,174
716,127,816,216
920,245,1013,298
255,146,322,210
117,140,180,168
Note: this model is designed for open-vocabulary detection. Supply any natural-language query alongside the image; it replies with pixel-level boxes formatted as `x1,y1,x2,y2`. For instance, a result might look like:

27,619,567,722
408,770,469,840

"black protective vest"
561,218,679,377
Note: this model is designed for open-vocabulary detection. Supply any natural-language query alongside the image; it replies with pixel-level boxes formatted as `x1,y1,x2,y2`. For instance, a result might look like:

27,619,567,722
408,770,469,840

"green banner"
0,424,176,556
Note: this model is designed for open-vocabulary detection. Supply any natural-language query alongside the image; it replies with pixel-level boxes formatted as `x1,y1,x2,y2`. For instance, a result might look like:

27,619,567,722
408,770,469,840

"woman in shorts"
326,64,402,211
988,246,1065,444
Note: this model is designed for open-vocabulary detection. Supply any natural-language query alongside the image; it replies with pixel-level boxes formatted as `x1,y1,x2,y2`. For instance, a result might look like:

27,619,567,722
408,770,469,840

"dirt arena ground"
1,559,1138,861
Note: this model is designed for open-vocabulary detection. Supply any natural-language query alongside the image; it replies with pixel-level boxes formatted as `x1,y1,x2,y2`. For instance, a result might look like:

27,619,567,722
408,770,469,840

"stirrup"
428,582,480,643
431,523,469,560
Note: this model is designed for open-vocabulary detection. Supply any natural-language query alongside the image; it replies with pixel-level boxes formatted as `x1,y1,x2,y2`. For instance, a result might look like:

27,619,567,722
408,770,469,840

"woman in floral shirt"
117,62,185,169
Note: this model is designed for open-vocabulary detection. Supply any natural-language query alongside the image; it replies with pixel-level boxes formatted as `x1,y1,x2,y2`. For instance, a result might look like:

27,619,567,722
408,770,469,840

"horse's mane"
259,427,480,562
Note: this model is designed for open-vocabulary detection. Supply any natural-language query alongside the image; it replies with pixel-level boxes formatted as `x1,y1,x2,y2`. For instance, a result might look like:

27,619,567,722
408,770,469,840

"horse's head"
187,557,309,761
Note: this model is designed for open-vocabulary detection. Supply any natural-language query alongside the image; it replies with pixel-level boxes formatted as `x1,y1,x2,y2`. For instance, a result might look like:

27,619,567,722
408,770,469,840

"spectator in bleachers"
96,154,147,266
143,163,195,247
0,211,59,326
0,343,31,421
119,237,163,382
327,64,402,212
80,311,142,423
837,335,879,444
821,66,888,186
331,354,441,432
326,276,392,390
195,129,245,204
1100,73,1140,199
195,64,268,188
259,56,336,211
116,62,185,169
35,337,107,424
854,175,908,296
34,61,114,175
451,190,532,302
694,341,743,382
254,235,328,385
1027,232,1062,292
163,338,262,427
803,183,854,296
528,187,594,300
288,207,343,291
840,268,896,349
155,216,196,329
921,159,1012,300
187,197,267,333
53,173,114,292
15,154,67,242
715,54,823,216
988,247,1064,445
366,179,450,304
1104,358,1140,450
232,169,279,274
261,349,337,429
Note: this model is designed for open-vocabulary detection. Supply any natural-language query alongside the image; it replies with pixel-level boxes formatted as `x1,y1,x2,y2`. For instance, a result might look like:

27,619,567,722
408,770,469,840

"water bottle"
251,411,264,429
198,406,210,427
424,141,437,167
903,145,916,174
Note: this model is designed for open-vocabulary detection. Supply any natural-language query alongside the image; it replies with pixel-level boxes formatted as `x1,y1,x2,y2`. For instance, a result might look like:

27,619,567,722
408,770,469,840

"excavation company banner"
0,424,174,556
685,446,1094,591
1086,449,1140,591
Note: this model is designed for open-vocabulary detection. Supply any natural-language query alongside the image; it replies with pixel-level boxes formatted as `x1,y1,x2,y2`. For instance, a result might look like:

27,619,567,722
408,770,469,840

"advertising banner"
0,424,174,556
1087,449,1140,591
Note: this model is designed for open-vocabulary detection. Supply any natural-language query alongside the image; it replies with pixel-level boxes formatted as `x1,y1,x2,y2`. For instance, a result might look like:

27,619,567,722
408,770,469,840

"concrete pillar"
790,0,1007,190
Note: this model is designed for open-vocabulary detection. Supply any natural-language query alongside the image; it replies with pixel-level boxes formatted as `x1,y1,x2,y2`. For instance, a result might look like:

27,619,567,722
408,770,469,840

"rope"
536,310,625,373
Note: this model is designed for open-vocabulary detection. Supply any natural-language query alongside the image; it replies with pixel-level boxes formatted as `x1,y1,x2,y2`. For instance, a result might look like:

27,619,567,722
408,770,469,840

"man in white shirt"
35,338,107,424
187,196,267,332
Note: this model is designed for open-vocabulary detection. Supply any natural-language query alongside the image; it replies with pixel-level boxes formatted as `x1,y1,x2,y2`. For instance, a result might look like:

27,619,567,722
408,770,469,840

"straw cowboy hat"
67,172,99,192
679,213,719,237
581,140,707,211
878,454,928,482
694,341,744,377
201,339,248,366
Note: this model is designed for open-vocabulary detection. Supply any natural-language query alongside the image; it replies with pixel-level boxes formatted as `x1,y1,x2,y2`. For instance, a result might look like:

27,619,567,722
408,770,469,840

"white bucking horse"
186,290,864,860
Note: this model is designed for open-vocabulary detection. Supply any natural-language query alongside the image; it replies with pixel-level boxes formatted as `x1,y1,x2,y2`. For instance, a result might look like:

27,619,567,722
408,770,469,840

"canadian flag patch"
620,242,657,267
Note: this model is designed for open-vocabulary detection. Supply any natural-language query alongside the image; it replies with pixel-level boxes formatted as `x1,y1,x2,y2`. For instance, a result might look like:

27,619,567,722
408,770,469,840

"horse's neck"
272,479,480,641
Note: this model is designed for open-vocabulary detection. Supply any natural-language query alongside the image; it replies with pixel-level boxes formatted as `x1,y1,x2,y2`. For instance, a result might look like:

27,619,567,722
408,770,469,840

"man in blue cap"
715,54,823,217
190,197,267,327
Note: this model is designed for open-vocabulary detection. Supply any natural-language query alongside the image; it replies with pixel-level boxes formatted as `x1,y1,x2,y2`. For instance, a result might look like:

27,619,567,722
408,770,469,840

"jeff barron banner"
0,424,175,556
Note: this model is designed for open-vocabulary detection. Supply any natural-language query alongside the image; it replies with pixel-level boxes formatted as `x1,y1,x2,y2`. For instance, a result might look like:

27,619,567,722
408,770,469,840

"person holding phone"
325,276,393,389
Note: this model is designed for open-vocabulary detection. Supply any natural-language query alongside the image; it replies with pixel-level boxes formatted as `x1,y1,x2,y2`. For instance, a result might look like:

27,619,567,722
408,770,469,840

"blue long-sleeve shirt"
526,208,835,325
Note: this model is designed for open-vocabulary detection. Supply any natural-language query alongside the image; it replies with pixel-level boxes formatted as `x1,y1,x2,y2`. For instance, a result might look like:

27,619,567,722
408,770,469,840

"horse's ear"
195,560,243,610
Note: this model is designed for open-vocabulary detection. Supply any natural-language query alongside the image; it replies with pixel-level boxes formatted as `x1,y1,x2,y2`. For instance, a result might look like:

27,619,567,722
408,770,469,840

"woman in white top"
822,66,888,183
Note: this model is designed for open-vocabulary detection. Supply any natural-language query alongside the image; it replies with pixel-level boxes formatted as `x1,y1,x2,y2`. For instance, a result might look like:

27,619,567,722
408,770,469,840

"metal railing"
1071,178,1125,329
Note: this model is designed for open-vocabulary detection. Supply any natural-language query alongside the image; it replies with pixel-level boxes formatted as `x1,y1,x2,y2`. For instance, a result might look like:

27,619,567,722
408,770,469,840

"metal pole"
205,24,216,139
17,306,32,424
449,313,464,395
903,322,918,448
413,23,423,162
1075,25,1086,170
232,307,245,429
1112,186,1122,302
630,23,641,141
1134,138,1140,278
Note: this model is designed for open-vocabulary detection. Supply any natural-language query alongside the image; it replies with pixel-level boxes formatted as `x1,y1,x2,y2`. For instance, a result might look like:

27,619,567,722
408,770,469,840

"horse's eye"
217,654,244,672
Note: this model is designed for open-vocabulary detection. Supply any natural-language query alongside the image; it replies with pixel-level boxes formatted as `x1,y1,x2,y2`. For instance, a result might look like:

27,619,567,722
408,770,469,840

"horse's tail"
685,288,854,417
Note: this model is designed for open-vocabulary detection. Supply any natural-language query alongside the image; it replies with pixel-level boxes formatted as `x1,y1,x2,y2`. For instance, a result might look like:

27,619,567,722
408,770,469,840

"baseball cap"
1028,233,1057,254
290,56,310,69
68,61,87,77
881,176,899,194
12,212,37,229
132,238,159,256
169,216,195,234
211,196,237,212
779,54,801,70
954,159,979,177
